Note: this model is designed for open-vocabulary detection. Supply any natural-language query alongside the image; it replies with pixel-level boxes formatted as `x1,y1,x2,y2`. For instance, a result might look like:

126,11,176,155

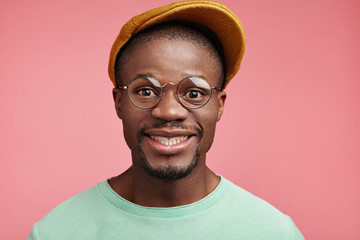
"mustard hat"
108,0,246,89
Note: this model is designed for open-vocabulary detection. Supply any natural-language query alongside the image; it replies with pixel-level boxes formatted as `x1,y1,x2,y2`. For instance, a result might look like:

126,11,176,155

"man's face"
113,37,226,180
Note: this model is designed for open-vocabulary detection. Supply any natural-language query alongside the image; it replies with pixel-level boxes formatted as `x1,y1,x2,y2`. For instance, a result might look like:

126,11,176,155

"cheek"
202,115,218,142
120,105,145,150
195,101,220,151
121,116,137,151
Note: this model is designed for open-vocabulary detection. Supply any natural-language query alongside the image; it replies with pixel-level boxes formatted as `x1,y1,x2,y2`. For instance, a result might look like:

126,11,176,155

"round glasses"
118,76,219,109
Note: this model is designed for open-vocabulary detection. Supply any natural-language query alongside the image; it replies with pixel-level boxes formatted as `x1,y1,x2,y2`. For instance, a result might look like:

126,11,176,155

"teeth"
150,136,189,146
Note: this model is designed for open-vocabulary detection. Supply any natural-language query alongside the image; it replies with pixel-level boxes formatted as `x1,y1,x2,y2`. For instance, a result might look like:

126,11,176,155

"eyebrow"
132,73,156,80
132,73,209,88
187,76,207,81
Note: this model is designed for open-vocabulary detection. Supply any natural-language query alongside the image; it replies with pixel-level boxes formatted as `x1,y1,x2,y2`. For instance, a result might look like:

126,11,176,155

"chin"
139,148,200,181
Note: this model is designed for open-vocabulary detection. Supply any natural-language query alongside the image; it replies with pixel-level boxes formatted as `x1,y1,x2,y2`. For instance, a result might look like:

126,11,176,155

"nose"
151,89,189,121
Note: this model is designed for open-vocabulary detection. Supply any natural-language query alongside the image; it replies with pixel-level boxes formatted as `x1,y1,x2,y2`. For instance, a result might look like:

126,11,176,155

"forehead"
119,37,222,86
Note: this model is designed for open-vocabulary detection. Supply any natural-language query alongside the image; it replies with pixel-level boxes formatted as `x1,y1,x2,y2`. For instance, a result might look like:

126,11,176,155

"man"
28,1,304,239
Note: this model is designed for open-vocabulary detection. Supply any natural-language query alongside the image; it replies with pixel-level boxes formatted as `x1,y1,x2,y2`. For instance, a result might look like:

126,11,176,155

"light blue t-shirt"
27,177,304,239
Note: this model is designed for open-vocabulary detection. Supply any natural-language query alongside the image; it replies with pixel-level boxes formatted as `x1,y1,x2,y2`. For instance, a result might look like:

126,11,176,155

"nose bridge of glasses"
158,82,179,102
159,82,177,97
161,82,177,90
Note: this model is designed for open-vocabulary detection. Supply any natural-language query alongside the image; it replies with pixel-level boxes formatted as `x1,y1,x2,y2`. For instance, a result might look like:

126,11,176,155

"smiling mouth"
149,136,189,146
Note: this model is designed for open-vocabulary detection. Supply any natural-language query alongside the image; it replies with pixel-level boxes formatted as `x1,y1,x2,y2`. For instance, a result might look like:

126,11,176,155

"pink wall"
1,0,359,239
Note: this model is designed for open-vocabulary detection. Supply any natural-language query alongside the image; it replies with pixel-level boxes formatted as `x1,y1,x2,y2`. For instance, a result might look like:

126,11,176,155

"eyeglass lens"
127,77,213,109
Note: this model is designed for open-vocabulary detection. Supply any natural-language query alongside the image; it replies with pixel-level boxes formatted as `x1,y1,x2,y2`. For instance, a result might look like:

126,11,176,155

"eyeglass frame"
117,75,221,109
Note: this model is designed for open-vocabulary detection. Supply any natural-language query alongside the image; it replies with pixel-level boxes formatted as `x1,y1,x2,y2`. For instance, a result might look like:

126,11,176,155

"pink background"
1,0,359,239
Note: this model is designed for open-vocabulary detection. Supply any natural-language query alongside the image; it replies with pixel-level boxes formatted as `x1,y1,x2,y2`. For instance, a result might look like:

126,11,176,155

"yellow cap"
108,0,246,89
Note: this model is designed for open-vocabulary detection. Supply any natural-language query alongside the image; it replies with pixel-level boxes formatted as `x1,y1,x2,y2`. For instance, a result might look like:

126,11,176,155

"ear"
112,88,123,119
216,91,226,122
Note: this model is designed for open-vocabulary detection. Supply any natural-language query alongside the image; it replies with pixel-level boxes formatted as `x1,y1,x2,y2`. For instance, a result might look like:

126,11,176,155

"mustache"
138,122,203,141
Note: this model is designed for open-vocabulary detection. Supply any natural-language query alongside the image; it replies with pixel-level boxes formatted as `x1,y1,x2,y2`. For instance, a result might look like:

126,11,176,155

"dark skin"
110,38,226,207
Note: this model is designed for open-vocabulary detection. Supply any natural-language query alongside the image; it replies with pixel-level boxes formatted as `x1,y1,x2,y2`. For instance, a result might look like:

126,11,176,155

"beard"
137,122,203,181
139,146,200,180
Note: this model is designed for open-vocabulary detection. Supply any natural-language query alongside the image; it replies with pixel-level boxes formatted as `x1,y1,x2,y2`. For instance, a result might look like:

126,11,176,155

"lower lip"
144,136,195,155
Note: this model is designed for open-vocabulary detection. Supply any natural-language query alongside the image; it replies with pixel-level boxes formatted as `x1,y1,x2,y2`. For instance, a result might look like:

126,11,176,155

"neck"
108,163,220,207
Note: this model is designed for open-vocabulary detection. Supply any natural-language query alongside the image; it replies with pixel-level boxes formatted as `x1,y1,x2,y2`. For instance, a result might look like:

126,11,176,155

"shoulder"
218,177,305,239
32,182,108,237
42,183,103,219
222,177,286,216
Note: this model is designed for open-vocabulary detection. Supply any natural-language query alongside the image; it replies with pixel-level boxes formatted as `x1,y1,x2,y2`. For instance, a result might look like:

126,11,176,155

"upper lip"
144,128,196,138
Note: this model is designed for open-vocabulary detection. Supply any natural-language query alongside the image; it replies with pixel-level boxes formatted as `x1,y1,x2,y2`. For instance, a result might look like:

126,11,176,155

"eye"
183,88,209,100
135,87,157,97
186,90,202,99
